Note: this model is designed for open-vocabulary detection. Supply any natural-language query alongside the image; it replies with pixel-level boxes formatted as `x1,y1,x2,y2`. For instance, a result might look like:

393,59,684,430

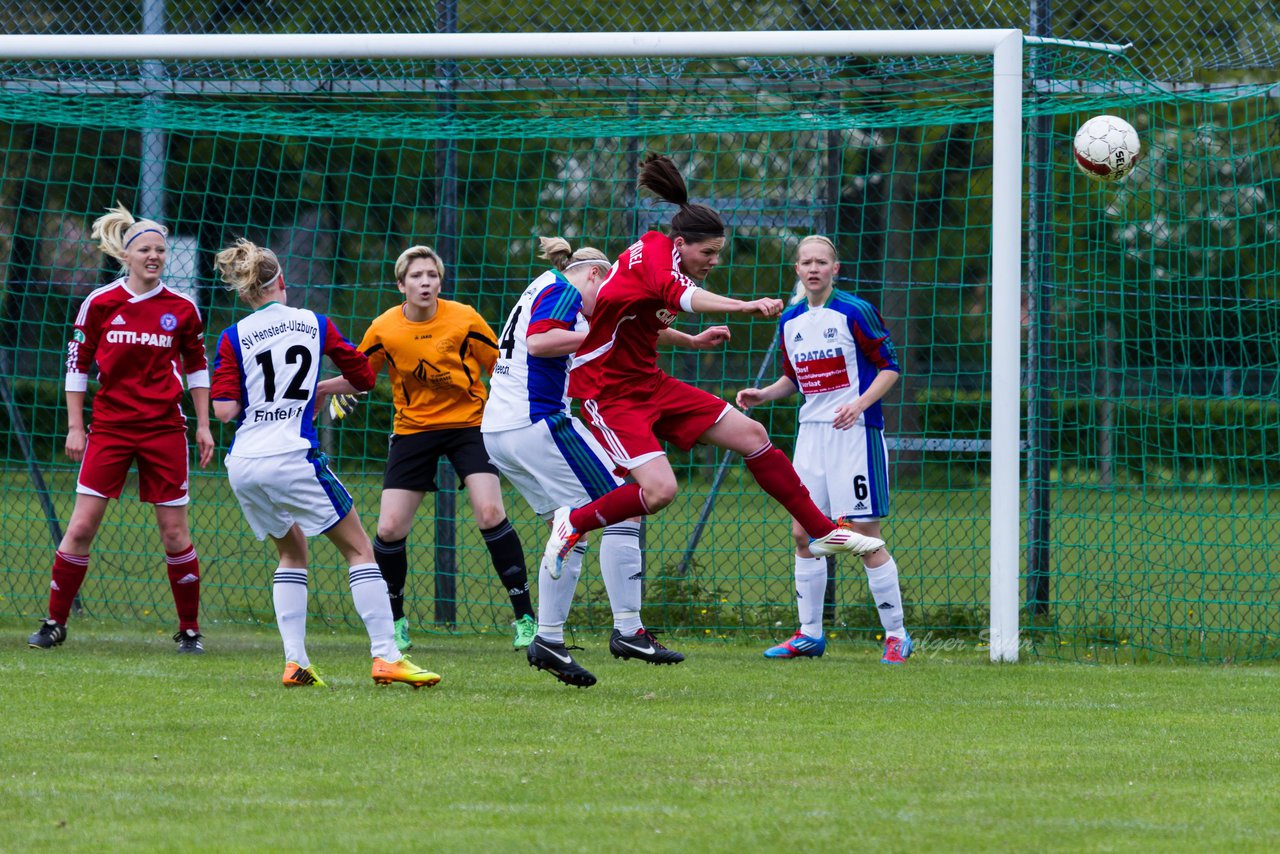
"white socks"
348,563,400,660
273,566,309,667
866,556,905,639
537,542,586,643
600,522,644,635
795,555,828,639
793,551,905,640
538,519,648,643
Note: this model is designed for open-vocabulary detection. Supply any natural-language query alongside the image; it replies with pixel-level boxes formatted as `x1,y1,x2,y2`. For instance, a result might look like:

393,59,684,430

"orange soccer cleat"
371,655,441,689
282,662,326,688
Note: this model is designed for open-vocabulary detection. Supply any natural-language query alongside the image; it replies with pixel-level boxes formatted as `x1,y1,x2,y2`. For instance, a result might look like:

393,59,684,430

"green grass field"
3,619,1278,851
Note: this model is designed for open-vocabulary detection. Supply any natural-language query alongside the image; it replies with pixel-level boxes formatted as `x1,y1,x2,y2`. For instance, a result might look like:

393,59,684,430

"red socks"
165,545,201,632
48,546,202,631
569,483,651,534
562,444,834,541
48,550,90,624
742,443,836,538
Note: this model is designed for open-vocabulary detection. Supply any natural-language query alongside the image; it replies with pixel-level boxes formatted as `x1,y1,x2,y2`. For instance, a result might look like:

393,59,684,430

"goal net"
0,34,1274,661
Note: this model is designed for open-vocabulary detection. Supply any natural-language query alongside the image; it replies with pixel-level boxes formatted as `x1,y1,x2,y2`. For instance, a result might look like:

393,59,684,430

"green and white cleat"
393,617,413,653
512,614,537,649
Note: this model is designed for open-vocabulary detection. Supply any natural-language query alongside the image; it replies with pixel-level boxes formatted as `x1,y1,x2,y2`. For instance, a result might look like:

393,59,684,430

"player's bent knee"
744,420,770,447
64,507,106,544
473,504,506,529
644,481,679,510
376,522,411,542
160,533,192,553
60,538,93,555
156,521,192,553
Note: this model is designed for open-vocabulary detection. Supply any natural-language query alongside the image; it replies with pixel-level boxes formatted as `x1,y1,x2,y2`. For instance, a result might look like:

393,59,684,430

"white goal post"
0,29,1026,662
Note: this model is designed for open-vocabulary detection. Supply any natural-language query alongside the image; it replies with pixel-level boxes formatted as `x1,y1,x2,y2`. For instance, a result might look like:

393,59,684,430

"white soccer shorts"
483,413,623,517
225,449,354,540
793,421,890,520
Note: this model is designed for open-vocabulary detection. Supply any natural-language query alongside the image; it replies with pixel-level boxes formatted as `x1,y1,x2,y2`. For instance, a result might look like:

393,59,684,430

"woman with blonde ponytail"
208,239,440,689
543,155,887,625
28,203,213,654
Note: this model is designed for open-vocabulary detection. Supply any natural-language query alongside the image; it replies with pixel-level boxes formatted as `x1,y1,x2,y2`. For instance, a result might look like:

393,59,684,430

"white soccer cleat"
809,526,884,557
542,506,581,581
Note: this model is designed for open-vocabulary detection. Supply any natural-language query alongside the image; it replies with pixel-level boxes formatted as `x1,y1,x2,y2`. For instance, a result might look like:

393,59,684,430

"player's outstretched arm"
657,325,730,350
315,377,366,422
688,289,783,318
317,377,358,397
736,376,798,410
314,378,366,422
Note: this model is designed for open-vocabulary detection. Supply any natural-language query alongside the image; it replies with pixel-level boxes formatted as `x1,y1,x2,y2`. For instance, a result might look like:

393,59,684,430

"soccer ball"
1073,115,1141,182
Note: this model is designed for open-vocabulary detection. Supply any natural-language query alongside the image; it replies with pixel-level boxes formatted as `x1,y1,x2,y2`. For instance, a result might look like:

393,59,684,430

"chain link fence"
2,10,1280,661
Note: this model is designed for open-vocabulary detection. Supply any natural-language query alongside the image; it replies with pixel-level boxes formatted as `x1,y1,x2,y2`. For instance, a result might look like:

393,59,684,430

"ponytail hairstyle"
537,236,610,272
637,152,725,243
214,238,282,304
91,202,168,272
394,245,445,284
796,234,839,263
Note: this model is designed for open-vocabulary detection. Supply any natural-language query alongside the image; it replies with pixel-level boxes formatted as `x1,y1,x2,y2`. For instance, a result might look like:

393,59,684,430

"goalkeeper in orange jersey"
319,245,536,652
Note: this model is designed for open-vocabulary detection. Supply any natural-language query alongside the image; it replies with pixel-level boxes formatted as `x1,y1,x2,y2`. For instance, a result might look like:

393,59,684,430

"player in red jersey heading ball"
27,204,214,653
545,154,884,659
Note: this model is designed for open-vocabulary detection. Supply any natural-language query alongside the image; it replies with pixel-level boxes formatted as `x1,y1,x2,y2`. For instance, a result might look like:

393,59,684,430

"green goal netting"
1,43,1277,661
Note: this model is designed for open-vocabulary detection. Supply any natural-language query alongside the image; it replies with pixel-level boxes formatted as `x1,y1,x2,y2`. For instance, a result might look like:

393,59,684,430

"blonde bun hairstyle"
214,238,282,303
537,235,609,272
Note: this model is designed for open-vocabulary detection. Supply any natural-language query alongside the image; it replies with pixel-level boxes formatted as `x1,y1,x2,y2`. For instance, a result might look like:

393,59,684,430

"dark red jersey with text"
568,231,700,399
65,280,209,431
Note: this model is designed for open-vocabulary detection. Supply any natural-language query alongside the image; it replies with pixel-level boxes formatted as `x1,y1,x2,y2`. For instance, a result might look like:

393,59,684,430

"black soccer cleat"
28,620,67,649
173,629,205,654
527,635,596,688
609,628,685,665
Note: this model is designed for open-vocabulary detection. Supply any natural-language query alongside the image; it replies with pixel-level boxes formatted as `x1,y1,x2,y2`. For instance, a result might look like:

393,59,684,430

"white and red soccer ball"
1073,115,1141,182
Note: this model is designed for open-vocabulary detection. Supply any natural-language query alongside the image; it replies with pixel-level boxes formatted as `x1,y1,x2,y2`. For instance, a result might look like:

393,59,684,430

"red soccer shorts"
77,425,190,505
579,374,731,470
